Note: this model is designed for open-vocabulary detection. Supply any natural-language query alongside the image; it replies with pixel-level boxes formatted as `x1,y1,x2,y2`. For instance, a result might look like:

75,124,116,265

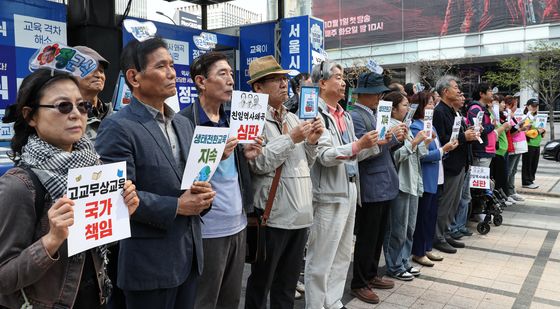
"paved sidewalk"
239,195,560,309
515,157,560,197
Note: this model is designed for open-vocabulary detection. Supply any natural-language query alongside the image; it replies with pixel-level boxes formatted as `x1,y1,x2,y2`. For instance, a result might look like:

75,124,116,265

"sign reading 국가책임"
66,162,131,256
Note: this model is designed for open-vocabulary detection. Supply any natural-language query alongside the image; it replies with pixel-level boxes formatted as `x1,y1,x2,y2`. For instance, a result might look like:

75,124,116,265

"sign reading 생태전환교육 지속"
66,161,130,256
181,126,230,190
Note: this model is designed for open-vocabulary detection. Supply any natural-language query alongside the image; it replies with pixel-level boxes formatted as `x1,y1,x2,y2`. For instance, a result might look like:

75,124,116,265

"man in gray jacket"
244,56,324,308
305,61,381,309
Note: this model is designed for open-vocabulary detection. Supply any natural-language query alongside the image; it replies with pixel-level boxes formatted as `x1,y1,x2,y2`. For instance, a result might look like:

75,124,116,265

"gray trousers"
435,168,466,243
506,154,522,195
195,229,246,309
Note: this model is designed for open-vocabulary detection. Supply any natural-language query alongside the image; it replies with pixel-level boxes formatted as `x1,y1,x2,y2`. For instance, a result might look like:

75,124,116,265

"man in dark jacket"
432,76,477,254
95,37,215,309
349,72,407,304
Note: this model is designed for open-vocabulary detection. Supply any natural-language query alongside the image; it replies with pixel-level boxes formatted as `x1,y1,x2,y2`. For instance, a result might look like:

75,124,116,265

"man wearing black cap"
73,46,112,141
349,72,406,304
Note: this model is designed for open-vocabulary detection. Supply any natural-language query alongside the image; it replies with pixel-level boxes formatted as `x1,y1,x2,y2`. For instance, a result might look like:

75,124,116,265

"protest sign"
181,126,229,190
29,43,97,78
492,104,500,121
535,114,548,129
424,109,434,137
229,90,268,144
403,103,418,127
469,166,491,189
450,116,462,141
299,86,319,119
376,100,392,139
66,162,129,256
473,111,484,143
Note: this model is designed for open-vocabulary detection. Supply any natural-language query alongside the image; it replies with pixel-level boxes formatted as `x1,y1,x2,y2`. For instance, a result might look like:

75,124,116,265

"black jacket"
433,101,472,176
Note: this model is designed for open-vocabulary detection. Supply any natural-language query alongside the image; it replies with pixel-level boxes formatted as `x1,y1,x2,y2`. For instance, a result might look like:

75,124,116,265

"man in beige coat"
244,56,323,309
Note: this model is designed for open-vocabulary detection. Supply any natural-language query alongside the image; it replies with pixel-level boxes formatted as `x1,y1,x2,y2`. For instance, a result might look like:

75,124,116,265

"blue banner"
238,22,276,91
122,18,238,110
280,16,324,76
0,0,67,112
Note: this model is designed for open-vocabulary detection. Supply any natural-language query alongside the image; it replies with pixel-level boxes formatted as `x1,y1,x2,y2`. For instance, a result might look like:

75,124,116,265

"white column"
519,55,538,110
405,64,420,84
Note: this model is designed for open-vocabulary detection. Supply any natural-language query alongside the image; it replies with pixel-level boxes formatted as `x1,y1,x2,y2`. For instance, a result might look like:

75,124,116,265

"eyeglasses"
262,75,288,84
38,101,92,114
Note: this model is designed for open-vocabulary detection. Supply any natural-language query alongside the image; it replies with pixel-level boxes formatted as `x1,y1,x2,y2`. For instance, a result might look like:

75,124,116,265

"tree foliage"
485,41,560,139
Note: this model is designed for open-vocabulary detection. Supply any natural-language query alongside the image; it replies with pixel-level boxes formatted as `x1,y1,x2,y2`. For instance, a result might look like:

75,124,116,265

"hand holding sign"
43,196,75,257
177,181,215,216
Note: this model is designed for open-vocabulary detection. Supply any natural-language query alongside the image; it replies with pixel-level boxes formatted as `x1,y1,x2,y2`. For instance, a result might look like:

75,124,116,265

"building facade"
179,3,262,30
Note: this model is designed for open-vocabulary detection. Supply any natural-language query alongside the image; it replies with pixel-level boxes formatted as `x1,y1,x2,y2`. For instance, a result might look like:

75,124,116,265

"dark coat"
95,98,202,291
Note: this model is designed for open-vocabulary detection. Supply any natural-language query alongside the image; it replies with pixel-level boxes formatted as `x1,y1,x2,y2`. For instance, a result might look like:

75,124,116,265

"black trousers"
522,145,540,185
245,227,308,309
123,270,198,309
490,154,508,192
351,201,391,290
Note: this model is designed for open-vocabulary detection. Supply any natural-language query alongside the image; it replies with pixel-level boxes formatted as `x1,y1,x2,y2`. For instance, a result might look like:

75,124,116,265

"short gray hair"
311,60,343,83
435,75,459,96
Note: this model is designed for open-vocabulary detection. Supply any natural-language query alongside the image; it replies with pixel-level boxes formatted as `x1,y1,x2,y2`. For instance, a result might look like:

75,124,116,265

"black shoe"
449,230,464,240
433,241,457,254
460,228,473,236
446,237,465,248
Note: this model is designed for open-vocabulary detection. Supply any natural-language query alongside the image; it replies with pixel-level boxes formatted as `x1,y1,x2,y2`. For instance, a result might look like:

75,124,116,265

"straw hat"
247,55,290,85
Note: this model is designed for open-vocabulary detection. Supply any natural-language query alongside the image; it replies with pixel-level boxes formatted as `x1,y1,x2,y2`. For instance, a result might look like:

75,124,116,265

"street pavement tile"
394,284,425,297
490,281,522,294
345,298,379,309
447,295,481,308
481,292,515,306
453,287,487,300
465,276,494,288
529,301,560,309
477,301,513,309
411,299,445,309
383,293,418,307
534,287,560,302
374,303,408,309
420,289,453,304
550,236,560,260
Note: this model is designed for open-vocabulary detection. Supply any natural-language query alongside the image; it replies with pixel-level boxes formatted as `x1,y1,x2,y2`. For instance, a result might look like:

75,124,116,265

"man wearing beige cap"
244,55,323,308
73,45,112,141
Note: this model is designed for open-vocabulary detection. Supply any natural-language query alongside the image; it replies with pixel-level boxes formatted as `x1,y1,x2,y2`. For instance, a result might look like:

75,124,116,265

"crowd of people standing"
0,36,547,309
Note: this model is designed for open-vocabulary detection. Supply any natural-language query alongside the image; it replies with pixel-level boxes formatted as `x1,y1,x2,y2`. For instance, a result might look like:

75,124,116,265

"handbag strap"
262,165,283,225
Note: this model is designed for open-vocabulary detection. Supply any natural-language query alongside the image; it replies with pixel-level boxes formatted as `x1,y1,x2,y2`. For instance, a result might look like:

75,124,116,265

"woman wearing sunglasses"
0,69,139,309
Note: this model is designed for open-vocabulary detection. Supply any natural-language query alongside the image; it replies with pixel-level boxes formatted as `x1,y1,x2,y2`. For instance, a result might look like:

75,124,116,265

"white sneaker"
511,194,525,201
296,281,305,293
505,201,513,206
522,183,539,189
295,290,302,299
507,196,517,204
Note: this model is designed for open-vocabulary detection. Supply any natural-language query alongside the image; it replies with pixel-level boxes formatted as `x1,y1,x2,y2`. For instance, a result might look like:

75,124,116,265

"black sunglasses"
39,101,92,114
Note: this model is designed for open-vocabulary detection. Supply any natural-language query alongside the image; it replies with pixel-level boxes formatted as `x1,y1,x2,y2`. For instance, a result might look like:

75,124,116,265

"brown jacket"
0,168,108,309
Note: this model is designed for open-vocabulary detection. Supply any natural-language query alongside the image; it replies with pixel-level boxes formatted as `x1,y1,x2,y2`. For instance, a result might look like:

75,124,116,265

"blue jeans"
384,191,419,275
450,170,471,233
